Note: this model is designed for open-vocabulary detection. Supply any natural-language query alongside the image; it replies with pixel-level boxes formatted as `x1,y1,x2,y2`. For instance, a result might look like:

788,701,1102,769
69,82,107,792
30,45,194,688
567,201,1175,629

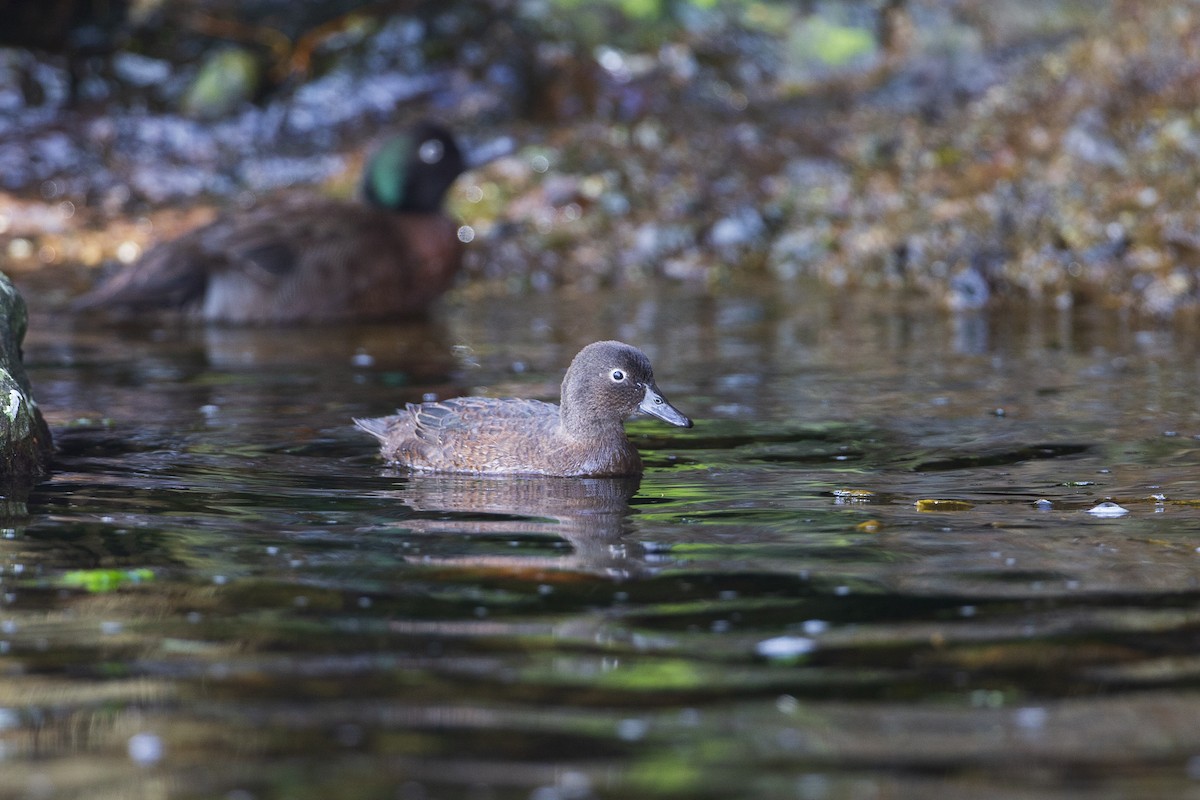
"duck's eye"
610,369,626,382
418,139,445,164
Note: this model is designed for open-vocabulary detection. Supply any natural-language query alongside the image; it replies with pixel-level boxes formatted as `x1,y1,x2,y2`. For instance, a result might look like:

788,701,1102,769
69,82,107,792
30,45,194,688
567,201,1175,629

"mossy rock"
0,272,52,488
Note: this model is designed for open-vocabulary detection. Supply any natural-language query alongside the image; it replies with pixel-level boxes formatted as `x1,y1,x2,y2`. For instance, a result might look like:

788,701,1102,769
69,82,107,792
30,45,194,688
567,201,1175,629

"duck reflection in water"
371,473,649,578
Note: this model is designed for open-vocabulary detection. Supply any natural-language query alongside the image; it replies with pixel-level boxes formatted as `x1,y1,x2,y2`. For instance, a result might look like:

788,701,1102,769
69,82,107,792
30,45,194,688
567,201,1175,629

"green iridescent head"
363,121,465,213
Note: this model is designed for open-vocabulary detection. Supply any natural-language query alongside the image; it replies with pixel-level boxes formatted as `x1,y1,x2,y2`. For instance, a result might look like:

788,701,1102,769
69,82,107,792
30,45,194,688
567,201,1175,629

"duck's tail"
353,416,392,442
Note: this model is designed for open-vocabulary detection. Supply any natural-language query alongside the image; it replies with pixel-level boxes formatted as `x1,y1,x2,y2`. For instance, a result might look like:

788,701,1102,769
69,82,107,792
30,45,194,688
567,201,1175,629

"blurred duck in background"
73,121,485,324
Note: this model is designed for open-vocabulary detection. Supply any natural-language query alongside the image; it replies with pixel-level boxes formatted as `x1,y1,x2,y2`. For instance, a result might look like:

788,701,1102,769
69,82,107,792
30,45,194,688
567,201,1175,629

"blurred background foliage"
4,0,1200,316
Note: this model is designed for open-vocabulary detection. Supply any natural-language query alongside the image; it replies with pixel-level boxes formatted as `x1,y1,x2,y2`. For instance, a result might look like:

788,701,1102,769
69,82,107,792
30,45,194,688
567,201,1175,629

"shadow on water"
5,283,1200,798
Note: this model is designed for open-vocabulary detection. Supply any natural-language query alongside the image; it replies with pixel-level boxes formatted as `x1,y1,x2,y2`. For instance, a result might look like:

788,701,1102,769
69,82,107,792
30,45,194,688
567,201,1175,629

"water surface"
6,279,1200,799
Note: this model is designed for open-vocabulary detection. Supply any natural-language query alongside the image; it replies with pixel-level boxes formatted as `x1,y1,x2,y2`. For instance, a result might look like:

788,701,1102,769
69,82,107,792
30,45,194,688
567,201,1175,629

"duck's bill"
639,385,694,428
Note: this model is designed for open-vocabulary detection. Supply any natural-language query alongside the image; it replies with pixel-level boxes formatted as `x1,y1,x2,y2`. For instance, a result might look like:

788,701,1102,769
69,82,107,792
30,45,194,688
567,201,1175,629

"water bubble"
756,636,816,659
1086,502,1129,518
457,225,475,243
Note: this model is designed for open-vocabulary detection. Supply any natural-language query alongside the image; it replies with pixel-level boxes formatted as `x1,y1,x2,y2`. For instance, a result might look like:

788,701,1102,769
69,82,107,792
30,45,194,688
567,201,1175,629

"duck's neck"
559,393,626,440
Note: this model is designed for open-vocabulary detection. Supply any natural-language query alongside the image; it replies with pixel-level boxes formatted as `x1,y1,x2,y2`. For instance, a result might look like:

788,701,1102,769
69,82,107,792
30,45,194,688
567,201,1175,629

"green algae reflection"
59,568,155,593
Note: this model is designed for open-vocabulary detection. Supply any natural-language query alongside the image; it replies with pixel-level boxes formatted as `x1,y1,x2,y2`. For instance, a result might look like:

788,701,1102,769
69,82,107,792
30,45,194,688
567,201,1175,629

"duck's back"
355,396,641,476
76,195,461,324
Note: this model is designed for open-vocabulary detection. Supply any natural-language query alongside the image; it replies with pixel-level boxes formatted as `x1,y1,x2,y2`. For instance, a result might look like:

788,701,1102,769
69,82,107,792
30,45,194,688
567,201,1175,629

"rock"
0,272,52,489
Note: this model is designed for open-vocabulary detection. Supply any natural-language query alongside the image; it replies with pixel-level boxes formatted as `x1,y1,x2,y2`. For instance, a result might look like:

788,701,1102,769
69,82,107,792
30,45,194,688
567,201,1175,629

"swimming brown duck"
354,341,693,477
72,121,468,324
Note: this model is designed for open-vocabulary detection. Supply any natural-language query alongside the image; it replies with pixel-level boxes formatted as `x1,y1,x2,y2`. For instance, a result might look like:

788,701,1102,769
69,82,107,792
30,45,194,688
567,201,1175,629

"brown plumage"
72,121,466,324
354,341,693,477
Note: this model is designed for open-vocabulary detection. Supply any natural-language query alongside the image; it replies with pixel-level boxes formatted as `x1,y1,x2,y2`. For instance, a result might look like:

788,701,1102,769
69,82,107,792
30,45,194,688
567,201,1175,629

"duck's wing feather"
72,197,406,312
71,223,214,310
409,397,558,446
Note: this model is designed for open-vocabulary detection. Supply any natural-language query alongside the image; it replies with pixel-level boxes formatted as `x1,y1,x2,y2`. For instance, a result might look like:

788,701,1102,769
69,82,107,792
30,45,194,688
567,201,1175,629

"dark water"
6,280,1200,799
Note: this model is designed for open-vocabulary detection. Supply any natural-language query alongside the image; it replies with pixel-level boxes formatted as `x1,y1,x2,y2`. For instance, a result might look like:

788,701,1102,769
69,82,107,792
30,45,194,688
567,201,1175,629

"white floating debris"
755,636,816,659
1086,502,1129,518
801,619,829,636
128,732,164,766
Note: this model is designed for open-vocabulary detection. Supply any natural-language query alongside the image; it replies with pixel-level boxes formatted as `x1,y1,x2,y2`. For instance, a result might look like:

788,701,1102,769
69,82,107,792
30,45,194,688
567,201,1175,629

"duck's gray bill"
639,384,693,428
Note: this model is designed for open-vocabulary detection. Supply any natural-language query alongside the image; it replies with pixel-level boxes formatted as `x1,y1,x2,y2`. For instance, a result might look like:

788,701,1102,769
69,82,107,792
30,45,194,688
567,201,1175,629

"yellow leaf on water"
916,499,974,512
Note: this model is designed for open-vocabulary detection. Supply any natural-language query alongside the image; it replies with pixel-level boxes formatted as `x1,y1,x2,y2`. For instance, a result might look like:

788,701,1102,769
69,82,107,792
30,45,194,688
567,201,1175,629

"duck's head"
363,121,466,213
561,340,693,431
